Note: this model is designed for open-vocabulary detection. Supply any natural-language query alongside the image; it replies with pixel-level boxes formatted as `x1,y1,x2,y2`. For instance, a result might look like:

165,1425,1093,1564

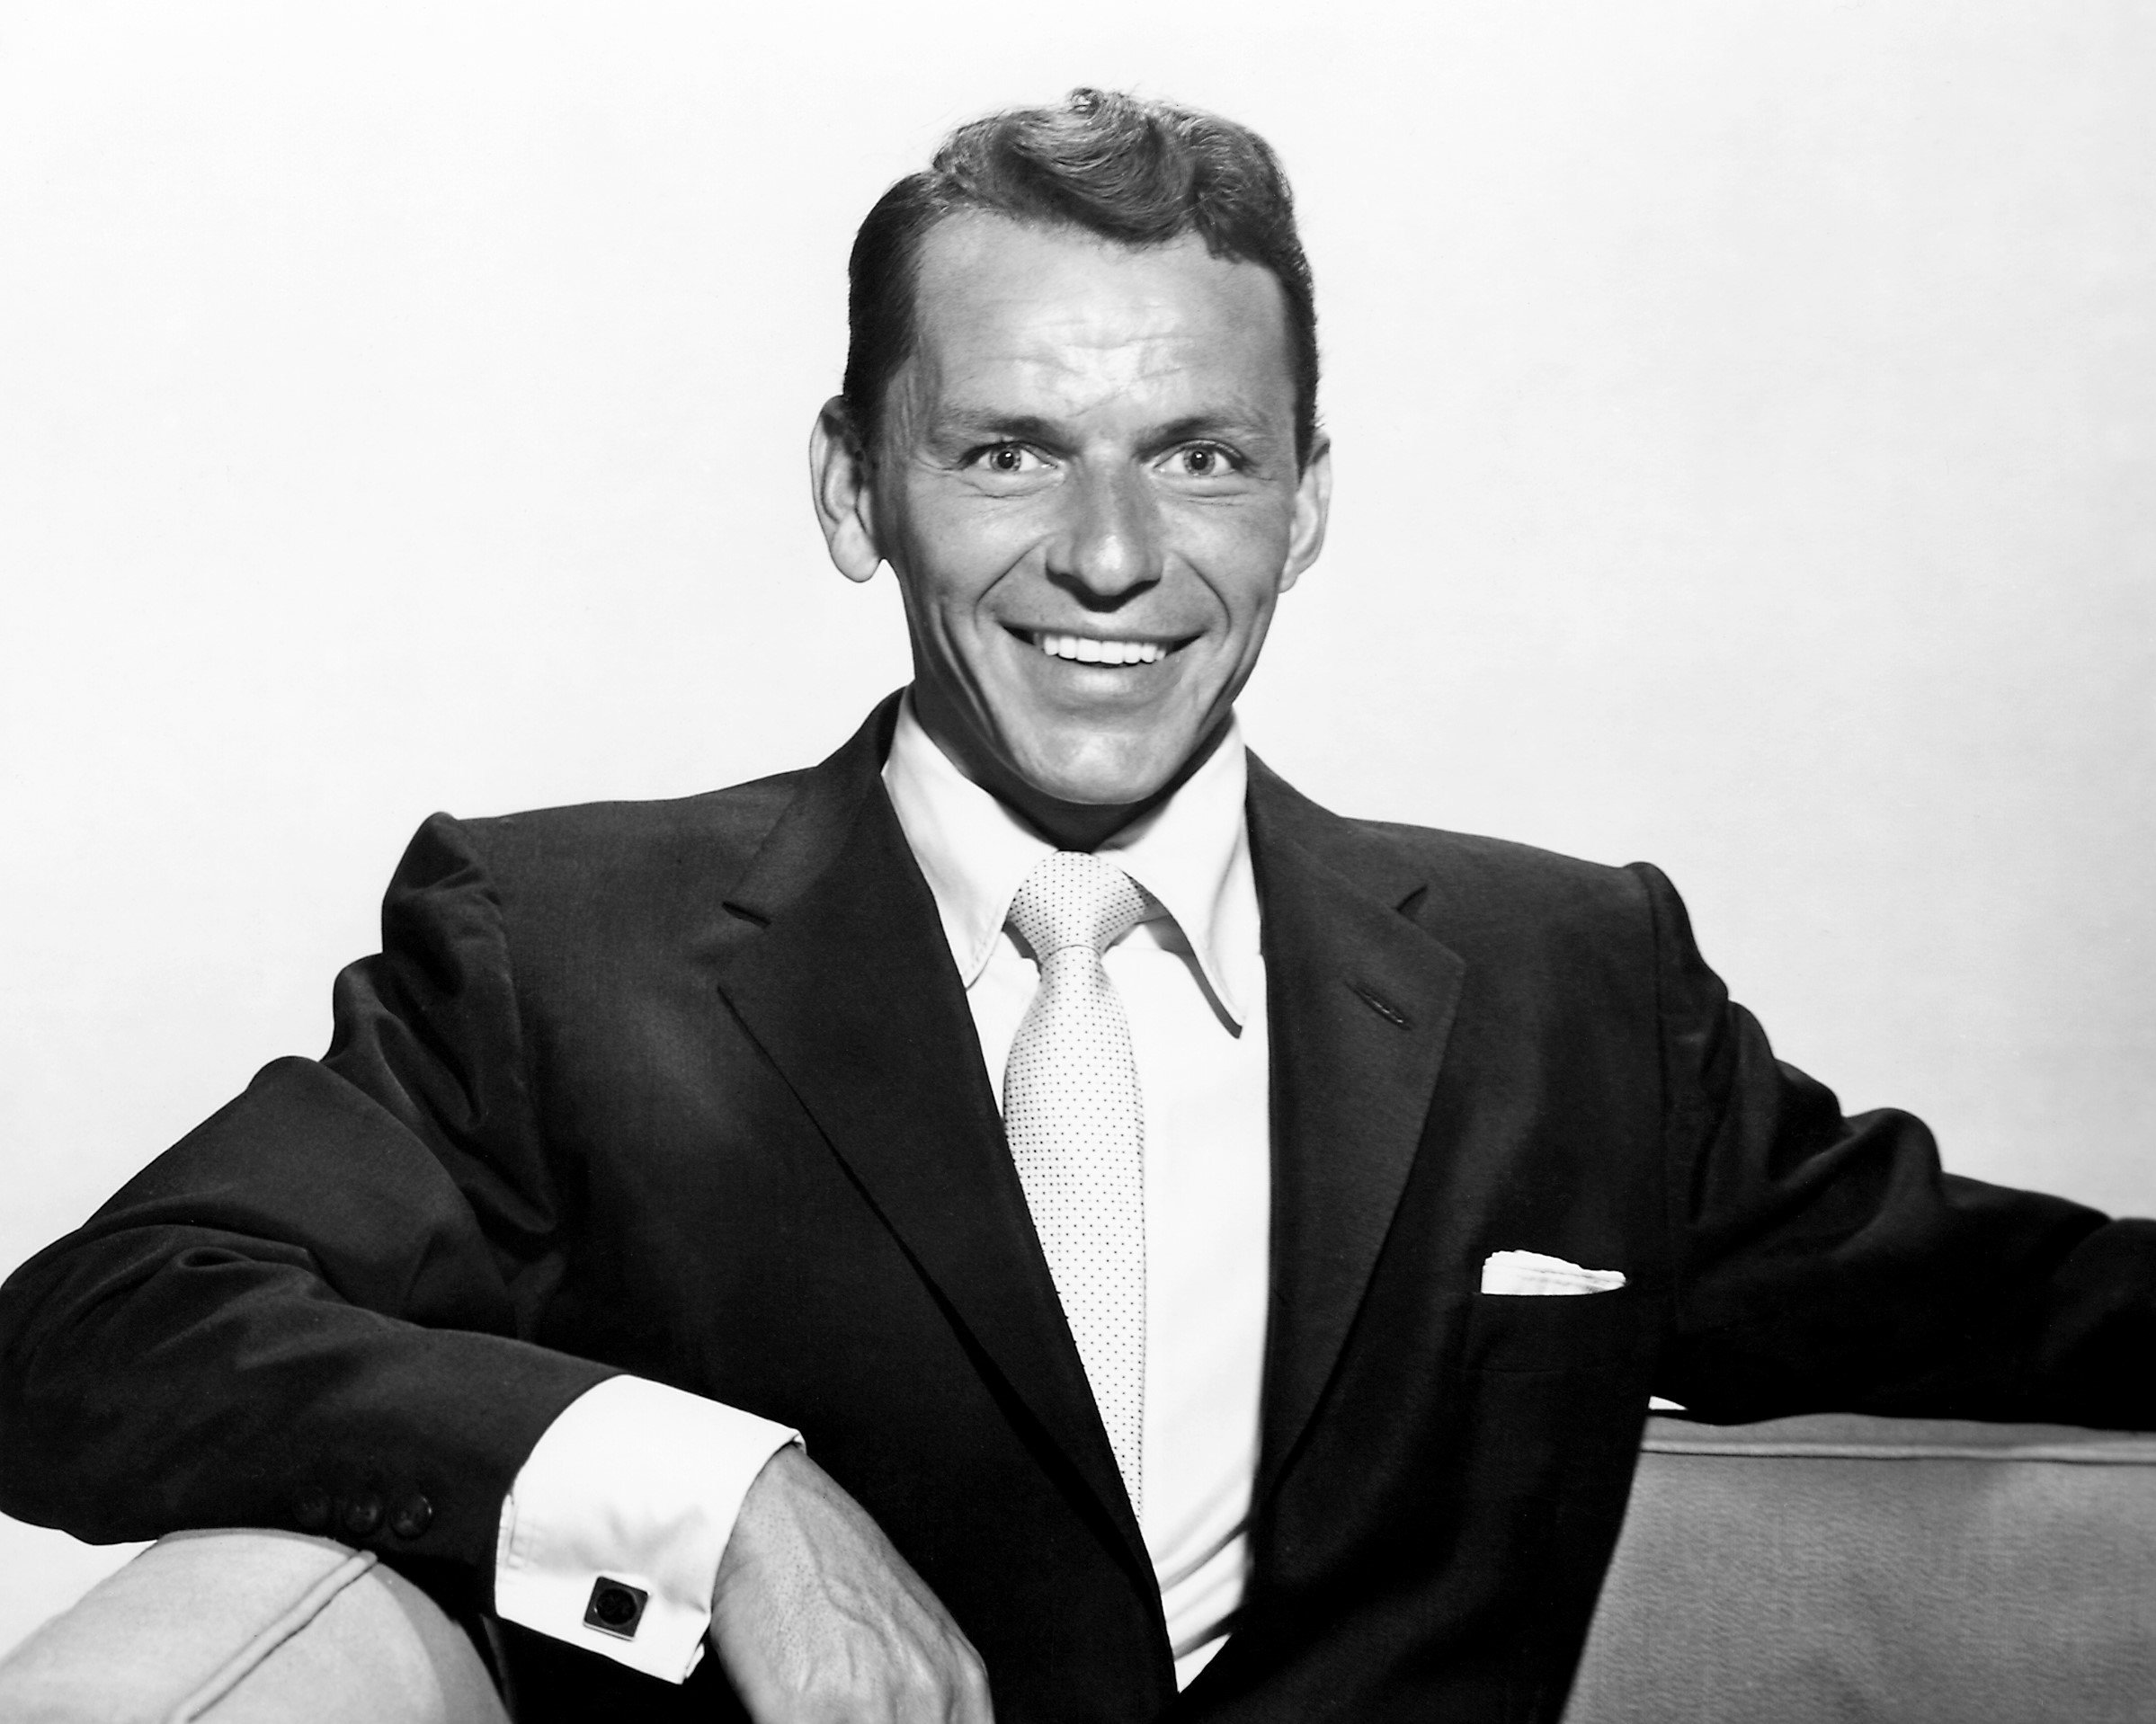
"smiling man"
4,89,2154,1724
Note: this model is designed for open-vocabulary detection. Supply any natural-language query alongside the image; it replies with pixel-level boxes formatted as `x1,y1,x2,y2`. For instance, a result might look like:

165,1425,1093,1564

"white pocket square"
1480,1250,1626,1296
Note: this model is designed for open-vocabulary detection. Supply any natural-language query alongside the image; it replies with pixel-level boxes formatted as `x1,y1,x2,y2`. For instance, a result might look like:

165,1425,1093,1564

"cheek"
1192,554,1288,644
1172,502,1296,612
899,475,1048,562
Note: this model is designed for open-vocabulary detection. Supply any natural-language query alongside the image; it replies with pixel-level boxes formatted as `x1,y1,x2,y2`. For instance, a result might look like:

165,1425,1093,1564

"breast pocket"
1460,1287,1647,1374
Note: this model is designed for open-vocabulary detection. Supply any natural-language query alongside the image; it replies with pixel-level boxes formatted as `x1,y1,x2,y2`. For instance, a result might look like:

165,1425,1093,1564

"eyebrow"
930,411,1067,448
927,406,1281,455
1144,413,1273,451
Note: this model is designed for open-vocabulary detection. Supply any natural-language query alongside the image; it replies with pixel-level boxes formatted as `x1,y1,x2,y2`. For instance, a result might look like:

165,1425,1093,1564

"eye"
968,443,1050,475
1165,443,1242,479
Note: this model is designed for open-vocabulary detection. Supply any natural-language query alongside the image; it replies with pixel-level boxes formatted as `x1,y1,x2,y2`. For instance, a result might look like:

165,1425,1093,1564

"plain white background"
2,0,2151,1657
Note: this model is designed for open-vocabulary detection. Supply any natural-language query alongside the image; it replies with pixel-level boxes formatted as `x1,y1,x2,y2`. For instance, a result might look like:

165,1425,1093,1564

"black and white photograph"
1,4,2151,1720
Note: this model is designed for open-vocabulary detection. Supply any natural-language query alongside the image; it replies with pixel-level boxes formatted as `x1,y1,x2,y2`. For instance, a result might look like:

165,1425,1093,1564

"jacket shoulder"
1357,816,1643,896
1326,813,1665,965
384,767,820,920
474,768,809,861
1249,752,1649,921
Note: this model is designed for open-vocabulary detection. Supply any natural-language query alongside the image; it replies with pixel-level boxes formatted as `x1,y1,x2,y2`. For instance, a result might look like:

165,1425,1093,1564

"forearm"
0,1219,611,1568
0,1045,599,1568
1637,858,2156,1426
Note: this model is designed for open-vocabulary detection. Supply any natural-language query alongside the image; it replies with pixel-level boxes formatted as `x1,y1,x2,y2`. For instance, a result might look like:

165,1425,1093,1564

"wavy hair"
842,89,1321,467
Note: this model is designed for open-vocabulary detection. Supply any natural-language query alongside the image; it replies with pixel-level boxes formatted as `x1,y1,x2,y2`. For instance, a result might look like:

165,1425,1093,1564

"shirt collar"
880,692,1255,1026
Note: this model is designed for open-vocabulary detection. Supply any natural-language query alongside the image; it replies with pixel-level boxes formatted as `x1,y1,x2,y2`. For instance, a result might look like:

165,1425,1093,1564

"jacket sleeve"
1635,860,2156,1427
0,813,619,1583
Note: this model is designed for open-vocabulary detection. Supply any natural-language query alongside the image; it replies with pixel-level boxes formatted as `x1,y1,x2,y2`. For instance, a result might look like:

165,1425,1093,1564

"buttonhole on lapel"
1349,982,1411,1028
721,900,771,927
1398,885,1430,920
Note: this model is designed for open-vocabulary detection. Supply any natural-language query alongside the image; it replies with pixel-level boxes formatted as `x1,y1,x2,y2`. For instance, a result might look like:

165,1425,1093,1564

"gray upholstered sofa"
3,1412,2152,1723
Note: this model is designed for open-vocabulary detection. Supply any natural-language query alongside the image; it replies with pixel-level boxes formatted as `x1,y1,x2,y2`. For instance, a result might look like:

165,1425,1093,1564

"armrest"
1564,1413,2156,1724
0,1528,509,1723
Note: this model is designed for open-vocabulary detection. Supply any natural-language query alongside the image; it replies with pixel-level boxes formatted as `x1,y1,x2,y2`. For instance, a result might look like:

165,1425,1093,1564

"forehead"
902,212,1294,421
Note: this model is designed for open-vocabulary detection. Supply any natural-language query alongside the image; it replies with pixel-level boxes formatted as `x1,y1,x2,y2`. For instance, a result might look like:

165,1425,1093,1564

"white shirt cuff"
493,1375,800,1683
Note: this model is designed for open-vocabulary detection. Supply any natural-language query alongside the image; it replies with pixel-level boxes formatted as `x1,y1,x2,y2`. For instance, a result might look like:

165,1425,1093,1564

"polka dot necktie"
1003,849,1151,1515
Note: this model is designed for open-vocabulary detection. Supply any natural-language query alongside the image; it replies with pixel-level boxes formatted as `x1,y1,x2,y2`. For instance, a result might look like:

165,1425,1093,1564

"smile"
1020,630,1177,666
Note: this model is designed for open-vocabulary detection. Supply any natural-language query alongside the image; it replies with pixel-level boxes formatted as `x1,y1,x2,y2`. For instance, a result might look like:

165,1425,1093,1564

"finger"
950,1653,995,1724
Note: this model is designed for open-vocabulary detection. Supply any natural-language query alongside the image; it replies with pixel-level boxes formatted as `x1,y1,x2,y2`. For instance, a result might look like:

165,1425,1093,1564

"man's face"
818,213,1330,832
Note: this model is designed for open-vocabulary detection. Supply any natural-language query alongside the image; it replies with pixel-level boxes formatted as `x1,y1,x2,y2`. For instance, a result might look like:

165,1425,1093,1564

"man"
1,88,2151,1724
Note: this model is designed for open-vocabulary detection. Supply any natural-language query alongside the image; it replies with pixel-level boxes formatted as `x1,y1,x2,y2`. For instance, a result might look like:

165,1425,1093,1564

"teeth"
1034,633,1165,665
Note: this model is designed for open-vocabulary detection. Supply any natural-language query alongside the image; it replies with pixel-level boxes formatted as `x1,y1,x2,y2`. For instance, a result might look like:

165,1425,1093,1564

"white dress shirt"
495,698,1272,1690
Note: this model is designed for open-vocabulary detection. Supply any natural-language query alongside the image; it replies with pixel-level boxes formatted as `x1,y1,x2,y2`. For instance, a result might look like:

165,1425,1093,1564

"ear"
808,395,885,583
1277,435,1332,593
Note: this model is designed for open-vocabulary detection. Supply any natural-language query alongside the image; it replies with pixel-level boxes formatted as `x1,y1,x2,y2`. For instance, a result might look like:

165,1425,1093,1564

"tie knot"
1008,851,1149,959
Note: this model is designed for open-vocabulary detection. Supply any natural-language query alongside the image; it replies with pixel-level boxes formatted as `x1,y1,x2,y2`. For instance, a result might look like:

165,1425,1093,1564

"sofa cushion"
1564,1413,2156,1724
0,1528,507,1724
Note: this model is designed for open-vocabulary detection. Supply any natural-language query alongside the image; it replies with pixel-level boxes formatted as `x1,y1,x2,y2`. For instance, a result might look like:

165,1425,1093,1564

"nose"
1048,466,1163,604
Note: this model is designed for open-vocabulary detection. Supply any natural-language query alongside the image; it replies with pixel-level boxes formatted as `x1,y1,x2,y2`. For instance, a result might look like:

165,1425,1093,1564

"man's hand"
709,1444,993,1723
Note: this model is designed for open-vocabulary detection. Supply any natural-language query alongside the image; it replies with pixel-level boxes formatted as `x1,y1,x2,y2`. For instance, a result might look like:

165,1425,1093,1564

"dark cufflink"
584,1577,648,1640
389,1495,433,1540
290,1488,331,1533
341,1492,383,1538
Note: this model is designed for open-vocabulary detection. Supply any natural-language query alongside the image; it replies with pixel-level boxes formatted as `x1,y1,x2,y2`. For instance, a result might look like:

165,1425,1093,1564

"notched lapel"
1247,761,1466,1499
708,707,1146,1564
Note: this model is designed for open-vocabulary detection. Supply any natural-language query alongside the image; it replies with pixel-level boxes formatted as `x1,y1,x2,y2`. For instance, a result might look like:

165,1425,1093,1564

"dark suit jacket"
4,695,2152,1723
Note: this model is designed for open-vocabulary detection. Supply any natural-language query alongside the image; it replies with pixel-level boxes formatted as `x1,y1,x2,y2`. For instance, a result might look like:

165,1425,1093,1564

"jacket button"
291,1488,331,1533
389,1495,433,1540
341,1493,383,1538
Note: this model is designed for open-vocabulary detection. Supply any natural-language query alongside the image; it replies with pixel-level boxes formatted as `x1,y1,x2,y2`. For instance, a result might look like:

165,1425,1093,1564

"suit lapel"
707,700,1147,1568
1246,758,1466,1500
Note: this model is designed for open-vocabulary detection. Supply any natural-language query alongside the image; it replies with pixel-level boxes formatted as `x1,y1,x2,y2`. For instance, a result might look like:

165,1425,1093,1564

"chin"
1016,733,1191,811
